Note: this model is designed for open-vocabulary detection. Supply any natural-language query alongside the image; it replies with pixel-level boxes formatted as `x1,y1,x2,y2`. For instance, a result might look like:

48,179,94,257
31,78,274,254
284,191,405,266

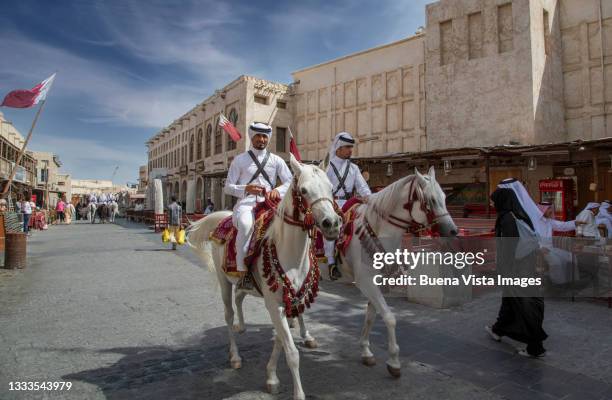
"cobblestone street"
1,221,611,399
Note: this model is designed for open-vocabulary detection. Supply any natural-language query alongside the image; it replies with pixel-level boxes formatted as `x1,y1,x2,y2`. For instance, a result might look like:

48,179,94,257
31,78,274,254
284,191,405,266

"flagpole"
1,99,47,198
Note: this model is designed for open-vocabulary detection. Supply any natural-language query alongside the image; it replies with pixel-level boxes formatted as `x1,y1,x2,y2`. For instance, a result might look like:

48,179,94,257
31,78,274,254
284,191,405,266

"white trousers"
324,199,346,264
232,199,256,272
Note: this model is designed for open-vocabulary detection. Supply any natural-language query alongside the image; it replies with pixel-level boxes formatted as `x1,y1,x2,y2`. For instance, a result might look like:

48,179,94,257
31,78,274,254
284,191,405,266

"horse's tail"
186,211,231,273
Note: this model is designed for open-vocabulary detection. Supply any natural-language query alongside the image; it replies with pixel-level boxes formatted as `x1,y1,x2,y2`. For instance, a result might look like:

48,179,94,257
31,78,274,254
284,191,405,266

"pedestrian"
537,202,576,285
575,202,602,288
596,201,612,238
203,198,215,215
576,202,601,238
65,201,75,224
486,180,548,358
168,196,182,251
55,197,66,224
21,195,32,235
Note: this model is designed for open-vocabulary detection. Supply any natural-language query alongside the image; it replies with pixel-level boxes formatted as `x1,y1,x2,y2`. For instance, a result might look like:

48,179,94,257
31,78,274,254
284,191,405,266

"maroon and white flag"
219,113,242,142
1,73,56,108
288,127,302,162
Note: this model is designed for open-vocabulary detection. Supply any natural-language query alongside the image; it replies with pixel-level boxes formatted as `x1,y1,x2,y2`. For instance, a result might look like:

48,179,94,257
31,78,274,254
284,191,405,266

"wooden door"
488,168,523,196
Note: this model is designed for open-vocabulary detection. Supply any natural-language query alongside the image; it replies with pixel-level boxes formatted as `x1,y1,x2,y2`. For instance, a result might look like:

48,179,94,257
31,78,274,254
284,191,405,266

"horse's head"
289,154,342,240
410,166,458,237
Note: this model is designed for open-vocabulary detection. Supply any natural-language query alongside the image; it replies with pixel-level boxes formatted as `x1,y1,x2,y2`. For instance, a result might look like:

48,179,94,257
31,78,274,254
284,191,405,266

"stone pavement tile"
490,382,557,400
529,377,585,399
411,350,453,367
436,346,478,364
470,348,517,365
439,362,505,390
566,373,612,397
561,392,609,400
504,367,548,387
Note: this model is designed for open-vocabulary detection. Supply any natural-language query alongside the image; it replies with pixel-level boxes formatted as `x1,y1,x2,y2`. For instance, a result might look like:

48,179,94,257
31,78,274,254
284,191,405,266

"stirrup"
329,263,342,280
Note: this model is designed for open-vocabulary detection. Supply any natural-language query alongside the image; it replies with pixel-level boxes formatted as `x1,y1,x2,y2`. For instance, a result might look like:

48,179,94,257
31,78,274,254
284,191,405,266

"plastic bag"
177,229,186,245
162,228,170,243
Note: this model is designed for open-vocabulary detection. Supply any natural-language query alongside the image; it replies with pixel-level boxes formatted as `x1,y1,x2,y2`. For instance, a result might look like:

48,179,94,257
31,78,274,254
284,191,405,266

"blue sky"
0,0,430,185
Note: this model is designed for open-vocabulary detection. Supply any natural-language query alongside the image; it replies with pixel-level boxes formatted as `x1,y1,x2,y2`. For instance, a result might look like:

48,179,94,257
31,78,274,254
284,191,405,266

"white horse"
233,166,458,378
322,166,457,376
87,202,97,223
187,155,342,400
109,201,118,223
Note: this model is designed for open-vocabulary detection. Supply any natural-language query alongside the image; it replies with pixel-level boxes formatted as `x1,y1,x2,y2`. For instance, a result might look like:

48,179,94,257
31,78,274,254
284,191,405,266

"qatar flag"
1,73,56,108
288,127,302,162
218,113,242,142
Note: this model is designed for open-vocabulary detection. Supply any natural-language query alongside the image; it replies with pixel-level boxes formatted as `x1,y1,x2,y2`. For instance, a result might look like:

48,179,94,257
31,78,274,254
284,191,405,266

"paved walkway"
0,220,611,399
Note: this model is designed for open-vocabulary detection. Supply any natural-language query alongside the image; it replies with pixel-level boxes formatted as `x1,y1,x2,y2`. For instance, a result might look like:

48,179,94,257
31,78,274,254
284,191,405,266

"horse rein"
281,177,343,238
369,177,449,236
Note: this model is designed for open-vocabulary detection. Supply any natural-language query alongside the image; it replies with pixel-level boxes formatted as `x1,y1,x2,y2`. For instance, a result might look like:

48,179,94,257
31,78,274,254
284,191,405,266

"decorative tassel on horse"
262,241,320,318
302,209,315,230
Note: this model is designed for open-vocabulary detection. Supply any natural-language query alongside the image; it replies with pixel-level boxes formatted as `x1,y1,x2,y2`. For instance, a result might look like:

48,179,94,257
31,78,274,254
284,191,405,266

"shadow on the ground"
63,323,414,400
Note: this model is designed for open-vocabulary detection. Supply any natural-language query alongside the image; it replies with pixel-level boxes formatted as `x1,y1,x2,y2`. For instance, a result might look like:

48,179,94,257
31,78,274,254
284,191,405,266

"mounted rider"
325,132,372,279
224,122,293,278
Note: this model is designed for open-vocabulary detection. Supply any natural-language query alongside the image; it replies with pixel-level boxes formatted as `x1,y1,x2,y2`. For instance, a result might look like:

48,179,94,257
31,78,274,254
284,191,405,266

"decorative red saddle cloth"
209,199,278,277
313,198,363,260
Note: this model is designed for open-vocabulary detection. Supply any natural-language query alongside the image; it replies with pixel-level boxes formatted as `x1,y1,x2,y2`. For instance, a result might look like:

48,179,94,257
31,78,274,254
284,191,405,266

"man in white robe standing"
224,122,292,282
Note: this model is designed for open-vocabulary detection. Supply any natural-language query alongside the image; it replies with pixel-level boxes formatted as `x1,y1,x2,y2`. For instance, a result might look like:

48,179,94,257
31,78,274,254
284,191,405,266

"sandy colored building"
71,179,132,197
137,165,147,193
0,112,37,199
145,0,612,211
146,76,291,211
30,151,70,208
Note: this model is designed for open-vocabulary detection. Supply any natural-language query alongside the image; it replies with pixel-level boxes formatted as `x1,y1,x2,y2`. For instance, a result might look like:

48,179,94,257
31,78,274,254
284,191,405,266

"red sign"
539,180,563,191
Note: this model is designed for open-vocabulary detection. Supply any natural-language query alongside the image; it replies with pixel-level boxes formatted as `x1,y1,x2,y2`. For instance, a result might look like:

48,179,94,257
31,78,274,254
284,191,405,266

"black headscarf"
491,188,534,235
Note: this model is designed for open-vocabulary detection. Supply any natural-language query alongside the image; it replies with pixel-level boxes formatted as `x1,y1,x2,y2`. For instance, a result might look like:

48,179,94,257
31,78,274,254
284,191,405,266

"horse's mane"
268,165,325,240
366,175,416,219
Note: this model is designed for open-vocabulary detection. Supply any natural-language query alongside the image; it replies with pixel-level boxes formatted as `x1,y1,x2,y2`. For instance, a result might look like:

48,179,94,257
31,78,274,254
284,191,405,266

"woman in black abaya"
486,188,548,357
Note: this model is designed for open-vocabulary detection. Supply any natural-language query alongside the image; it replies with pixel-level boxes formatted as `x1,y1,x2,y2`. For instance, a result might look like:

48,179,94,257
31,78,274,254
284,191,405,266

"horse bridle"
282,176,343,238
370,177,449,236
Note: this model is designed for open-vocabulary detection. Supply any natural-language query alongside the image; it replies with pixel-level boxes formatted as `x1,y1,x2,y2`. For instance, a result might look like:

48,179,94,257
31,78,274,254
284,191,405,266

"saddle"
209,199,278,278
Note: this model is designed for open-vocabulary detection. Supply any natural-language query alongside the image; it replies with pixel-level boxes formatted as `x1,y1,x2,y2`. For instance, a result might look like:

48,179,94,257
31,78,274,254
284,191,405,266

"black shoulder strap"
247,150,274,188
330,161,351,199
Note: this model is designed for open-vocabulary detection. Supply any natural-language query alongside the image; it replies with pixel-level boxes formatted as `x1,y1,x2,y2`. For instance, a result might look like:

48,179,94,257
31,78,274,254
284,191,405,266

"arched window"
196,128,203,160
214,117,222,154
205,124,212,157
226,108,238,151
189,134,194,162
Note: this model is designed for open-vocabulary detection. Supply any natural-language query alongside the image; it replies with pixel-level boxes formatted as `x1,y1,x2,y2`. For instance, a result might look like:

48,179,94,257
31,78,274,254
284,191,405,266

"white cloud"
29,133,144,184
93,0,246,83
0,33,205,129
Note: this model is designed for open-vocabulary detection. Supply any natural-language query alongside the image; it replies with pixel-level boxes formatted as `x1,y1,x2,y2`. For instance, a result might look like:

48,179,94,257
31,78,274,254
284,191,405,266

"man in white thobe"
537,202,576,284
595,201,612,238
325,132,372,279
224,122,292,274
576,202,601,239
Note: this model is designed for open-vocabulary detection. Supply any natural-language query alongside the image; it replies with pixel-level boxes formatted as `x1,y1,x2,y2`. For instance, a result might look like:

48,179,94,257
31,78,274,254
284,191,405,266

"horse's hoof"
233,325,246,334
230,359,242,369
386,364,401,378
361,356,376,366
304,339,318,349
266,382,280,394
